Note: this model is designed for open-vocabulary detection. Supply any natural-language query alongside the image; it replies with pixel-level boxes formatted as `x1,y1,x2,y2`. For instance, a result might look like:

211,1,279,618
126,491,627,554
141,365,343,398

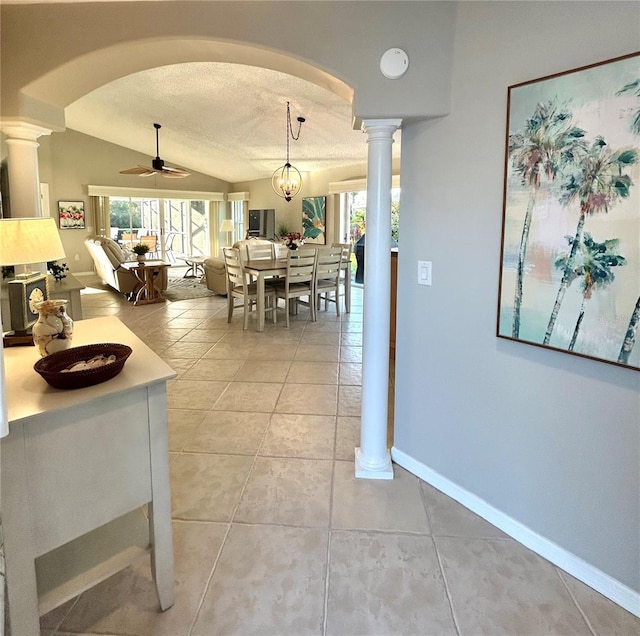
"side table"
178,255,206,278
122,260,171,305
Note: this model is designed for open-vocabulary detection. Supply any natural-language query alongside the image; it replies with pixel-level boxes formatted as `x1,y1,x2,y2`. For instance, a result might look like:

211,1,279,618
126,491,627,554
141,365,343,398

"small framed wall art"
58,200,85,229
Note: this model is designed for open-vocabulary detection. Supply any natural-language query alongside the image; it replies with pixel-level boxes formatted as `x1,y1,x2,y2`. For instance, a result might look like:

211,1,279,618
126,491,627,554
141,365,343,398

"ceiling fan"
119,123,190,179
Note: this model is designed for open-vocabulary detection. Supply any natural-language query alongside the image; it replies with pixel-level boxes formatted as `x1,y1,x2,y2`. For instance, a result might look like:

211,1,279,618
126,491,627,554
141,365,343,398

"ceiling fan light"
272,162,302,202
120,123,191,179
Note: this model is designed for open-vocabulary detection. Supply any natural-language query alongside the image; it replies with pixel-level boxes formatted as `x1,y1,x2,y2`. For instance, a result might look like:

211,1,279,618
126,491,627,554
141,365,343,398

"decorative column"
356,118,401,480
1,122,52,218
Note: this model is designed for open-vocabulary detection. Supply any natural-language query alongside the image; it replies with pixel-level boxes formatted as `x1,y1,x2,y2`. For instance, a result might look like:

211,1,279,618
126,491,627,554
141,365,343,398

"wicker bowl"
34,343,132,390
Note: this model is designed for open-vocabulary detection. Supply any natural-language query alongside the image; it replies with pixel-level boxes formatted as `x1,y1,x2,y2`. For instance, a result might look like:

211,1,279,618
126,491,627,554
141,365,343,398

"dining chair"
163,231,181,262
245,241,276,285
139,234,159,258
273,243,289,259
275,249,317,327
223,247,277,329
331,242,352,313
315,246,344,316
121,232,138,248
246,242,275,261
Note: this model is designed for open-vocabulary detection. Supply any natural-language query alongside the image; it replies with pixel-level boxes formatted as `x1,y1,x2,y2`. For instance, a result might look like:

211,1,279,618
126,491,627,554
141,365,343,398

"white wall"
0,1,456,127
395,0,640,598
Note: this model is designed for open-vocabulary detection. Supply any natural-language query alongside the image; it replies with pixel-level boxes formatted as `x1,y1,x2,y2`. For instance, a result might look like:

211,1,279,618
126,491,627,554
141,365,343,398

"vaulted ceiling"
65,61,400,184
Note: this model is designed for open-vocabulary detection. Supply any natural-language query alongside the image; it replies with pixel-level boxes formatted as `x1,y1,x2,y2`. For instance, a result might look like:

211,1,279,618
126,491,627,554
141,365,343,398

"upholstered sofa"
203,258,227,295
84,235,168,295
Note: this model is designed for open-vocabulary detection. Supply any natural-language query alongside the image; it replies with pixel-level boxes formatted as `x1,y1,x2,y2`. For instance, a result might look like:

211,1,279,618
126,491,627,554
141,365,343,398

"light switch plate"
418,260,432,286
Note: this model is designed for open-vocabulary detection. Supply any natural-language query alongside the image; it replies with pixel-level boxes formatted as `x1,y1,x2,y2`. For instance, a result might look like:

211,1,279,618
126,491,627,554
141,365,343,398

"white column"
356,118,401,480
1,122,52,218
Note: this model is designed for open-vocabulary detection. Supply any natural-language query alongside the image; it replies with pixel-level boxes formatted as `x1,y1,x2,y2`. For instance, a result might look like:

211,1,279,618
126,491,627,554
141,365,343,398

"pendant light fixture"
272,101,305,202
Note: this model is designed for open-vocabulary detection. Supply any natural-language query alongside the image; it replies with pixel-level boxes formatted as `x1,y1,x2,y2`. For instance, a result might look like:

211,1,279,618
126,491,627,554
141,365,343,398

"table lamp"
0,217,66,346
220,218,234,250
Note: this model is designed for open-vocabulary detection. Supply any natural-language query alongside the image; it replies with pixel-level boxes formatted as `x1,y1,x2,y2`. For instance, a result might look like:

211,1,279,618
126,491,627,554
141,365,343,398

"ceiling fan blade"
119,165,154,175
160,170,189,179
162,165,191,177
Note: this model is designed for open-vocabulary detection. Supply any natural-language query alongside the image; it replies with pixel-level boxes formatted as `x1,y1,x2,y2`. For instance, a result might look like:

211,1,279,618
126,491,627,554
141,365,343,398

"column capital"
0,120,53,141
361,119,402,137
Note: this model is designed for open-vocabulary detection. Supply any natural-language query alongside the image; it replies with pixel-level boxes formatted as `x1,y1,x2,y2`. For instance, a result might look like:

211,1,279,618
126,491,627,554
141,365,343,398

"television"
248,209,275,239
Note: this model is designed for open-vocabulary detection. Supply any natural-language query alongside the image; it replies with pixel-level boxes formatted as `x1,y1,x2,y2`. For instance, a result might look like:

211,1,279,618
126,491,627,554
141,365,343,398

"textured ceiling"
65,62,399,184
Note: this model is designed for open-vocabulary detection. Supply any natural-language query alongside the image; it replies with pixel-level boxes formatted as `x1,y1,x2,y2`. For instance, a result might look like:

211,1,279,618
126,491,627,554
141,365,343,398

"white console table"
2,316,177,635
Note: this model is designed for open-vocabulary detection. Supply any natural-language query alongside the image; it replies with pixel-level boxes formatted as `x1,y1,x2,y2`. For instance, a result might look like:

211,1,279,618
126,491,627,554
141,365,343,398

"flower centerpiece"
132,243,150,262
283,231,305,250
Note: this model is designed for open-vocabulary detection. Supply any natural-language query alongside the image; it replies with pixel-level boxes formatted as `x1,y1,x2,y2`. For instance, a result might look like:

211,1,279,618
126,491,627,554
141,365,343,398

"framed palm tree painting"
302,196,326,244
497,52,640,370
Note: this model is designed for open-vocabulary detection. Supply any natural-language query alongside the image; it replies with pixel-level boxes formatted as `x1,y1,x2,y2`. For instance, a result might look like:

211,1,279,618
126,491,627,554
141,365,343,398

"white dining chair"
246,242,275,261
315,246,343,316
223,247,277,329
331,242,352,313
275,249,317,327
273,243,289,259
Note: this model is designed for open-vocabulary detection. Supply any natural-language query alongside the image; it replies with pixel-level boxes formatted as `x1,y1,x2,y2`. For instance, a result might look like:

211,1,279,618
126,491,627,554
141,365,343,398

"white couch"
84,235,168,295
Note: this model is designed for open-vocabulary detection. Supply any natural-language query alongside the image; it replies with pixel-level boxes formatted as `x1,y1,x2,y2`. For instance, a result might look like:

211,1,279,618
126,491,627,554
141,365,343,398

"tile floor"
39,272,639,635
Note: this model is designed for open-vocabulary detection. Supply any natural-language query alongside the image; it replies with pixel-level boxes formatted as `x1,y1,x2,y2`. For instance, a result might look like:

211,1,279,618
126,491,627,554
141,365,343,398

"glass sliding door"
109,197,143,246
188,200,208,257
109,195,211,261
163,199,209,261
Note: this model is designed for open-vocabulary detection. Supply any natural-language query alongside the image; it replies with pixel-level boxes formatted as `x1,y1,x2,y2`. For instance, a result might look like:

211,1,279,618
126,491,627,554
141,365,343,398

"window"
330,177,401,247
340,188,401,245
231,199,245,243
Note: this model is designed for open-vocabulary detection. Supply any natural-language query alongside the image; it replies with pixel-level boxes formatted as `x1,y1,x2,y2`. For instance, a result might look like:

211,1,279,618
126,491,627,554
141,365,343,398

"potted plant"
132,243,150,263
277,223,291,240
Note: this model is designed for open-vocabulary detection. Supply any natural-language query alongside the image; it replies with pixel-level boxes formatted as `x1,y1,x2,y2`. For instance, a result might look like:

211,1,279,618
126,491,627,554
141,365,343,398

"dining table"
243,257,287,332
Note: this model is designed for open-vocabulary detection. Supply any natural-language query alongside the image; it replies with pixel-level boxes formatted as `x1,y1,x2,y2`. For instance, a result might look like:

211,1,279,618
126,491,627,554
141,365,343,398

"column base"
354,447,394,480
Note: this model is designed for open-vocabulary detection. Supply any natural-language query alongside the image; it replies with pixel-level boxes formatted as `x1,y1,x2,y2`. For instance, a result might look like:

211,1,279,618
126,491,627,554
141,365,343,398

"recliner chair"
84,235,168,295
203,257,227,295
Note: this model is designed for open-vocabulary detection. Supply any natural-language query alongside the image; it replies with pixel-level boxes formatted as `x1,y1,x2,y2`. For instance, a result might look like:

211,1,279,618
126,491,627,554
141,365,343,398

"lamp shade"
0,217,66,266
220,219,234,233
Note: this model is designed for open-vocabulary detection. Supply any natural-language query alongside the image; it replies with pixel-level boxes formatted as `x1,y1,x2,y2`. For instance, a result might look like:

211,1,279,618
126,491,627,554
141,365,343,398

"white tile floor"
40,273,640,635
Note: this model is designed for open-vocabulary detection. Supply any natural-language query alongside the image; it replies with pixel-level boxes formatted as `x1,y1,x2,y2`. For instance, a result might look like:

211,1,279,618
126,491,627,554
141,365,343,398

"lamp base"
3,330,35,347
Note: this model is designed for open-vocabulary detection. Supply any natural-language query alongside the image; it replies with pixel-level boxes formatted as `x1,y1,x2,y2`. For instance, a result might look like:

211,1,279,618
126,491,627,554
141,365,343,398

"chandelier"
272,101,305,202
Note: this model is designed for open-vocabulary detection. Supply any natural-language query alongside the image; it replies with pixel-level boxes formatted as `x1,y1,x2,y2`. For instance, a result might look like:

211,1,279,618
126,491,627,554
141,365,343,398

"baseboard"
391,446,640,618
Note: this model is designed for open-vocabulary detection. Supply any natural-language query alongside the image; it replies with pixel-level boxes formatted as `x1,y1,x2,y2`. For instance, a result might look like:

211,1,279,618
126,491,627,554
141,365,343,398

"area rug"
164,277,217,301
